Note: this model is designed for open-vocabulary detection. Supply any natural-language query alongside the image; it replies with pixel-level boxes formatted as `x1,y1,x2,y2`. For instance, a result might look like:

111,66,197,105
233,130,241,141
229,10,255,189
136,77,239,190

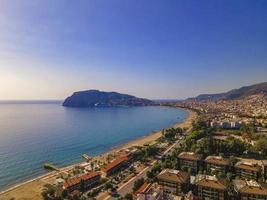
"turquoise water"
0,102,187,190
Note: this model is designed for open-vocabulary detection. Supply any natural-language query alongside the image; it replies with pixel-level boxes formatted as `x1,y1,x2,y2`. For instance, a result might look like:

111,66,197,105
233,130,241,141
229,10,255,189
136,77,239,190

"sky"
0,0,267,100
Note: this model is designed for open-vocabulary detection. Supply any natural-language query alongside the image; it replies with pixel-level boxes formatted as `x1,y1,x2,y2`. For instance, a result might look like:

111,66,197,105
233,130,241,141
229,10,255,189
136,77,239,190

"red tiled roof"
63,171,99,189
136,182,151,194
102,155,129,173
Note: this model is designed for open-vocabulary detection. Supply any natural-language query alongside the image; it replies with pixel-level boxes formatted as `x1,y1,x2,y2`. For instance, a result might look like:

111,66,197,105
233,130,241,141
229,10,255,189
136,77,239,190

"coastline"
0,108,197,200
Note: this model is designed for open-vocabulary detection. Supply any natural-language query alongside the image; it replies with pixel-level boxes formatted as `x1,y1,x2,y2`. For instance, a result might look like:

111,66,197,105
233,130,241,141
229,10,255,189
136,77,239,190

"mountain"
189,82,267,101
63,90,156,107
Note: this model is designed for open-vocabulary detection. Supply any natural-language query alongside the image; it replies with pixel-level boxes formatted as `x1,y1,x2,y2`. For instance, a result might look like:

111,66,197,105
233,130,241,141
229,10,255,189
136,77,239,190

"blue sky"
0,0,267,99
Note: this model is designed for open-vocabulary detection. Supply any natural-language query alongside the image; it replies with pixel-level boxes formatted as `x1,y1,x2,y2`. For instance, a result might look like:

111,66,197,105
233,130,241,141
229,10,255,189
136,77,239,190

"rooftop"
235,161,262,172
204,156,230,166
195,174,227,190
262,160,267,166
101,155,129,173
136,182,151,194
63,171,100,189
233,179,267,196
178,152,202,161
157,169,190,183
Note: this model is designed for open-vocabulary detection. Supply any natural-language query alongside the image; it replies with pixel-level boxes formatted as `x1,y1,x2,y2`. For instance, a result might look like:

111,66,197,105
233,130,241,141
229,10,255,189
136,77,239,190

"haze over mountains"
188,82,267,101
63,82,267,107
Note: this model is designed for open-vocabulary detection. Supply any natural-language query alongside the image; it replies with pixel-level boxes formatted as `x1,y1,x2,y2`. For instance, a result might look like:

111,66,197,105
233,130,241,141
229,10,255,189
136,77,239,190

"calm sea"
0,101,187,190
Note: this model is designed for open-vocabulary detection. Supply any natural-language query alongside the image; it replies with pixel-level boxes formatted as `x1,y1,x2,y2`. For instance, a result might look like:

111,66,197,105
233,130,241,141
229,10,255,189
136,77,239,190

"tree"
145,145,159,157
104,182,113,190
124,193,133,200
229,156,238,167
255,138,267,156
80,179,85,192
240,125,256,134
133,178,145,192
61,190,68,198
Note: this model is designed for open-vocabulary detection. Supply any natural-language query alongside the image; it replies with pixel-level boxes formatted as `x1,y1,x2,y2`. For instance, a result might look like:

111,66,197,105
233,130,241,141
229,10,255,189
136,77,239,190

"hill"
63,90,156,107
190,82,267,101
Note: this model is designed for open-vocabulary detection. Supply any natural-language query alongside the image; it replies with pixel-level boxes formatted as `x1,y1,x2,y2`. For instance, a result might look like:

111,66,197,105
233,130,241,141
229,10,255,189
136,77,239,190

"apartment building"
63,171,100,193
157,169,190,195
204,156,230,173
235,161,262,180
178,152,202,174
195,174,227,200
233,179,267,200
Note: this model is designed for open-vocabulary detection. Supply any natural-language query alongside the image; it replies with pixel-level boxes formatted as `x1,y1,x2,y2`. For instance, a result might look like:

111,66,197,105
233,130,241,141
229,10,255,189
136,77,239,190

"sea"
0,101,188,191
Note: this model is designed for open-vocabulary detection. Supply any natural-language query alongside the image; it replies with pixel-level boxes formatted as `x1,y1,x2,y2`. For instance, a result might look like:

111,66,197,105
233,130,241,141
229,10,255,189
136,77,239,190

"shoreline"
0,108,197,200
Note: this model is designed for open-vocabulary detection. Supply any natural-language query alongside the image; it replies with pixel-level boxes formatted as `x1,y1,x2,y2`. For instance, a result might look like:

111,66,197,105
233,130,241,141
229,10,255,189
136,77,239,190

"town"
41,93,267,200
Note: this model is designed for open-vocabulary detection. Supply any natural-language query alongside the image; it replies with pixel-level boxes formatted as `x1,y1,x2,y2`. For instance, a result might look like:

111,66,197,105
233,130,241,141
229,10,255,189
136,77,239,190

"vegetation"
162,127,183,141
135,144,161,163
133,178,145,192
124,193,133,200
255,137,267,156
41,185,61,200
146,163,162,182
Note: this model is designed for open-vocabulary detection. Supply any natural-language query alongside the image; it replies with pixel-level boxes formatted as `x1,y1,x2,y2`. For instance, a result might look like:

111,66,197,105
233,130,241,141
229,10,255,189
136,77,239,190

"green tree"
80,179,85,192
61,189,68,198
104,182,113,190
124,193,133,200
133,178,145,192
255,138,267,156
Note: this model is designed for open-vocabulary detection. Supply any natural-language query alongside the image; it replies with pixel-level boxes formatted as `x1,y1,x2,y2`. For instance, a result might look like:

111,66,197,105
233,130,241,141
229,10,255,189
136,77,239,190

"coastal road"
106,161,155,200
104,135,186,200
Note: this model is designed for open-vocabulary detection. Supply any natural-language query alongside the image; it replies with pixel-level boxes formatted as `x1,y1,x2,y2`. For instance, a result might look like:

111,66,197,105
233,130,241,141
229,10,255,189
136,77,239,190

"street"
103,131,187,200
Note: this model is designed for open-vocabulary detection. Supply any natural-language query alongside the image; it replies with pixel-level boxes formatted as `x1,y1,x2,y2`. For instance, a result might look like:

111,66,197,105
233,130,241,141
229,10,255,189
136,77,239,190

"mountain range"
188,82,267,101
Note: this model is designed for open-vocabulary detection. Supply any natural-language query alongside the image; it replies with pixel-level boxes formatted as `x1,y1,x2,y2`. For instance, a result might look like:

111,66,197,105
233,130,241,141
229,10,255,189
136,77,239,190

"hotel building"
157,169,190,195
233,179,267,200
63,171,100,193
235,161,262,180
101,155,129,176
204,156,230,173
195,174,227,200
178,152,202,174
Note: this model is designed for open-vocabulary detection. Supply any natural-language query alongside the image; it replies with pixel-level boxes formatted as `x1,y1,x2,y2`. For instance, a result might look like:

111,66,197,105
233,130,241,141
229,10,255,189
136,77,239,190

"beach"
0,108,197,200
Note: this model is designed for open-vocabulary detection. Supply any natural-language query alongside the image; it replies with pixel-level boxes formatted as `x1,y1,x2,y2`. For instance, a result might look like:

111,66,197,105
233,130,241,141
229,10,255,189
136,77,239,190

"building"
135,182,163,200
63,171,100,192
194,174,227,200
178,152,202,174
204,156,230,173
231,121,241,129
220,121,231,129
210,121,241,129
235,161,262,180
157,169,190,195
210,121,219,129
233,179,267,200
101,155,129,176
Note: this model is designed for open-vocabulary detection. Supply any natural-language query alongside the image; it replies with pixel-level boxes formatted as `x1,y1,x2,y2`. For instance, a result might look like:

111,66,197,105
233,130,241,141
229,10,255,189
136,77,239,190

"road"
103,132,187,200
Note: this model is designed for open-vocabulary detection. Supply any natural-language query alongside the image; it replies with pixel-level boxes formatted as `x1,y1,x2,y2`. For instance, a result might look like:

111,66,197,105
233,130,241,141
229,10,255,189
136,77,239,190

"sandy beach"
0,108,197,200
